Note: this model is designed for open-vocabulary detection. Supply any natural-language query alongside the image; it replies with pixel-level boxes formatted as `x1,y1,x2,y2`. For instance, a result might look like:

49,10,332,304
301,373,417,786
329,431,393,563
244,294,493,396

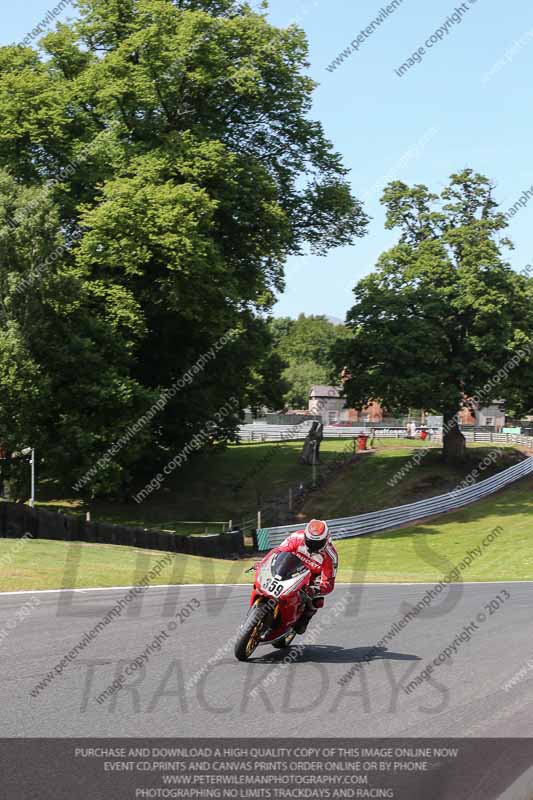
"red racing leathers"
276,532,338,597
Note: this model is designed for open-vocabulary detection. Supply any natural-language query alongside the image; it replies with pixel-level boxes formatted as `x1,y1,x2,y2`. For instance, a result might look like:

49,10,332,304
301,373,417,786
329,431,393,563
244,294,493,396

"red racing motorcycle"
234,550,315,661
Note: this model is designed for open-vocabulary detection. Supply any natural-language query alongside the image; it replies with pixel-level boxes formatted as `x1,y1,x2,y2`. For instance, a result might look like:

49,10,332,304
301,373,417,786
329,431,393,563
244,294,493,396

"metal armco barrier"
256,452,533,550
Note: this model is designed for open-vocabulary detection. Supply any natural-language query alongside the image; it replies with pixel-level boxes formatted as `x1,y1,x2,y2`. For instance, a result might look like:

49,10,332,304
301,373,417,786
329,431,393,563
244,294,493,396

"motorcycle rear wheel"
234,603,269,662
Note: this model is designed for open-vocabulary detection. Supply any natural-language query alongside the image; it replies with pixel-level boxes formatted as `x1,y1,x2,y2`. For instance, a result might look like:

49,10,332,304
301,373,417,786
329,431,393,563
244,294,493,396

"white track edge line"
1,580,532,596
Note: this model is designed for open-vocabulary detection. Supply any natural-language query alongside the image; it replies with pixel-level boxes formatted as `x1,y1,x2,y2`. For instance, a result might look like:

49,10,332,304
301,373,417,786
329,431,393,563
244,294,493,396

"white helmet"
304,519,329,553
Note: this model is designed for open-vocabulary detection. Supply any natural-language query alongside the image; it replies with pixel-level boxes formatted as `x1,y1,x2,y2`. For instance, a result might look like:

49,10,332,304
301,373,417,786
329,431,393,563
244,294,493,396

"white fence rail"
239,424,533,446
463,431,533,446
256,449,533,551
238,424,416,442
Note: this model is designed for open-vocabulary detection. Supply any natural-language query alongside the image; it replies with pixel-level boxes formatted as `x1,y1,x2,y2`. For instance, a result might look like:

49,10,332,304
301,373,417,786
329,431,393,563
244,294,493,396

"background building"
308,385,384,425
459,400,506,430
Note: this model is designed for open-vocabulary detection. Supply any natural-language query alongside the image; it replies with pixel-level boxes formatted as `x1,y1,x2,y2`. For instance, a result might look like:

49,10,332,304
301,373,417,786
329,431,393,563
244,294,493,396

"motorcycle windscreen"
271,552,308,580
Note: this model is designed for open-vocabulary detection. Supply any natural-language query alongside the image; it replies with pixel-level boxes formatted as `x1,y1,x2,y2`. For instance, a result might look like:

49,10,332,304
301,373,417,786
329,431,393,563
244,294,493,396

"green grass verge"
298,440,523,520
35,439,523,533
2,474,532,591
335,474,533,583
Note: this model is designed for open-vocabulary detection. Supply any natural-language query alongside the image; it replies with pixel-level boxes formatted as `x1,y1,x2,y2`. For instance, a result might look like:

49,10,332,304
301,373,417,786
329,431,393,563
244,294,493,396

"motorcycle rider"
276,519,338,634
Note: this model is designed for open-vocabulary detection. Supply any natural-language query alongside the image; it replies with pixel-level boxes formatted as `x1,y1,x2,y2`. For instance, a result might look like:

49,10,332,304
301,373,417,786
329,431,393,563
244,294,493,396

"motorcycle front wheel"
234,602,270,662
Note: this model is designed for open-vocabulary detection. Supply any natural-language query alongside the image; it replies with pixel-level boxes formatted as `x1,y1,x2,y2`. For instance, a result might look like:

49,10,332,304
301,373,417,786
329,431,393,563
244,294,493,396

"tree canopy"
270,314,348,408
0,0,367,495
338,170,533,461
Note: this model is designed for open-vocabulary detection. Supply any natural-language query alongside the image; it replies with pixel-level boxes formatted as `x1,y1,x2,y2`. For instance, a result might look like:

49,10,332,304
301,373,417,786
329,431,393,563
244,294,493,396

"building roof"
309,385,342,398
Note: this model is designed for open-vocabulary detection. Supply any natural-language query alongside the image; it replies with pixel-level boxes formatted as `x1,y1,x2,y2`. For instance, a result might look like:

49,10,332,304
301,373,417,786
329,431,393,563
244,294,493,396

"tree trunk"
442,411,466,463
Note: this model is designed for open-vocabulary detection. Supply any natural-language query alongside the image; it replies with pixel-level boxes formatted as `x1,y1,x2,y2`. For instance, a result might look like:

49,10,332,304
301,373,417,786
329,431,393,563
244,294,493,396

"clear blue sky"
5,0,533,320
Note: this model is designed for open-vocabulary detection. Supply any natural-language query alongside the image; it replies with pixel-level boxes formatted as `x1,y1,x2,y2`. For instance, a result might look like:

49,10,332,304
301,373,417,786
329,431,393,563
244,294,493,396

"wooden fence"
0,503,245,559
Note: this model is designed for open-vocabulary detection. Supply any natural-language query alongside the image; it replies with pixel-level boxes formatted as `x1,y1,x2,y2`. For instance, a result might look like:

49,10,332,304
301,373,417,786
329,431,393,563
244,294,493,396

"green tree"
0,172,151,498
338,170,533,462
0,0,367,493
271,314,349,407
280,360,329,408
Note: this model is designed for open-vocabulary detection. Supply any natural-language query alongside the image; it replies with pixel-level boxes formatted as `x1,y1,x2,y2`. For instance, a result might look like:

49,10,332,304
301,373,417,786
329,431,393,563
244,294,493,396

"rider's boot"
293,605,316,634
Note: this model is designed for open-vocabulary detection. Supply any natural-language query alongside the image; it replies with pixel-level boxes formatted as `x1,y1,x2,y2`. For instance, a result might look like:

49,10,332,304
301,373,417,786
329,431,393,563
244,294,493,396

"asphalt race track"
1,582,532,737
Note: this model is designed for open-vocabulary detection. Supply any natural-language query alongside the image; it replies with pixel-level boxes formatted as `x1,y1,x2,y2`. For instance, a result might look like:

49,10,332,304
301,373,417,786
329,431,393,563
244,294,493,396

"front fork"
250,595,279,638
